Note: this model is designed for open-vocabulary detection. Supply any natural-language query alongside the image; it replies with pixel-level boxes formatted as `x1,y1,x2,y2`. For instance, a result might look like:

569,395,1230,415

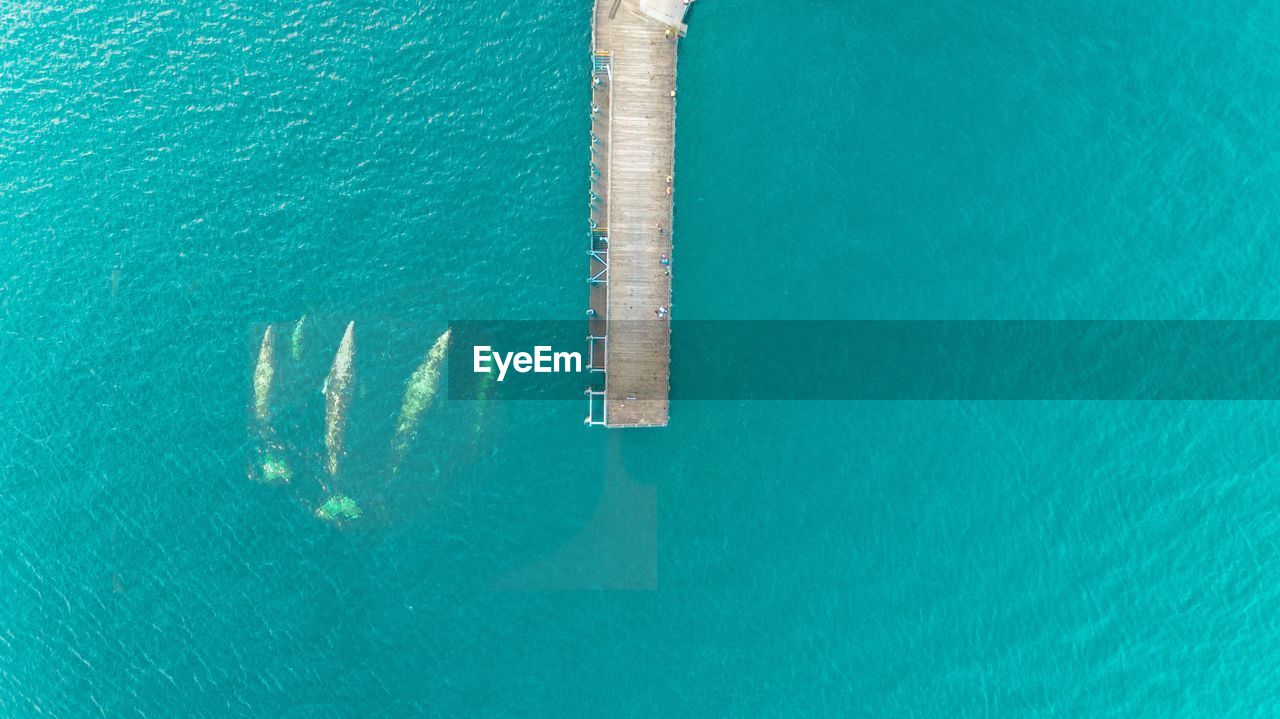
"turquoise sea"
5,0,1280,715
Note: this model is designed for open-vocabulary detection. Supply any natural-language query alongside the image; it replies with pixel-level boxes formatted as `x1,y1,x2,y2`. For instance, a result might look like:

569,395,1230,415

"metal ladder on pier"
588,228,608,285
584,387,607,426
592,52,612,79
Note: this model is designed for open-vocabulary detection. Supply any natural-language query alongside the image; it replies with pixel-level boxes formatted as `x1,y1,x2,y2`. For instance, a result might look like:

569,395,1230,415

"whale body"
324,321,356,475
253,326,275,424
290,315,306,361
391,328,451,469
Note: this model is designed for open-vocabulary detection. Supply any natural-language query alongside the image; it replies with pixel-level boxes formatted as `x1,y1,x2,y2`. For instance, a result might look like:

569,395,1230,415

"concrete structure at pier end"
584,0,690,428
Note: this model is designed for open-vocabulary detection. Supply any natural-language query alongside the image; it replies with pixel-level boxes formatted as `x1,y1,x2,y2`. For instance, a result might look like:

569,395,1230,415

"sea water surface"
4,0,1280,716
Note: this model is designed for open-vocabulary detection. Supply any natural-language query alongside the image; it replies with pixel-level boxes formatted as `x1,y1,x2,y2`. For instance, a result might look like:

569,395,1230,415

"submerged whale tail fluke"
390,328,451,470
315,493,362,522
253,326,275,424
259,449,292,484
324,321,356,476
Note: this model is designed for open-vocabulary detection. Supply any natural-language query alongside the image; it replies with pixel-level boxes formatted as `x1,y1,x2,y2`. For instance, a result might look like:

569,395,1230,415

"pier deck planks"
591,0,684,427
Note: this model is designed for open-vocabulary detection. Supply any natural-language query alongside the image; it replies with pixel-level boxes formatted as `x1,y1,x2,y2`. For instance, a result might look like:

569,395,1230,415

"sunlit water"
4,0,1280,715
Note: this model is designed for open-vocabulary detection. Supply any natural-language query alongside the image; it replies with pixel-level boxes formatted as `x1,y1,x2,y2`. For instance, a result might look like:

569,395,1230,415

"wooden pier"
586,0,689,428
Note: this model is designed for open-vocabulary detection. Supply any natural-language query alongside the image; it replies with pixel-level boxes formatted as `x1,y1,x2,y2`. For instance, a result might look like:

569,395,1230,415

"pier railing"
585,46,613,426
